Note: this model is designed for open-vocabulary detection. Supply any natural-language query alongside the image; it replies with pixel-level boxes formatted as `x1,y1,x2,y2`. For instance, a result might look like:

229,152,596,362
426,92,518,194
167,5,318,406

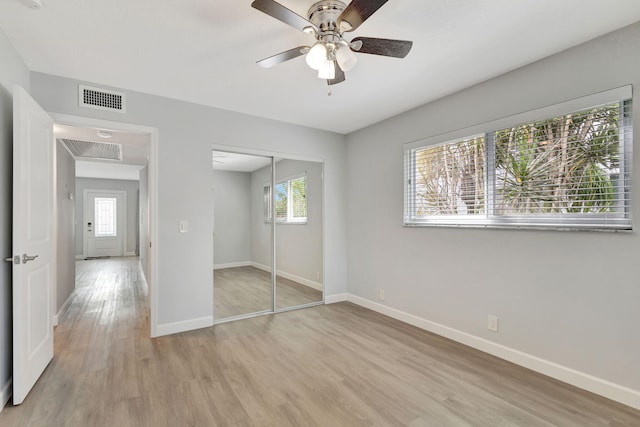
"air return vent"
78,84,126,113
59,138,122,161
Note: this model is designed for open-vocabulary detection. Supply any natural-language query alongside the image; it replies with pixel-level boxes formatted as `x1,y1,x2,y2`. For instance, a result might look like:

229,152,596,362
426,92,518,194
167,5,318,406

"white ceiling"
212,151,272,172
2,1,640,134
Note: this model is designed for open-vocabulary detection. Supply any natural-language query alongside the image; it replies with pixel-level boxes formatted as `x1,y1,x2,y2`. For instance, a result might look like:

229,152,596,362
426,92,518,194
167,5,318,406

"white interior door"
11,85,55,405
85,190,125,258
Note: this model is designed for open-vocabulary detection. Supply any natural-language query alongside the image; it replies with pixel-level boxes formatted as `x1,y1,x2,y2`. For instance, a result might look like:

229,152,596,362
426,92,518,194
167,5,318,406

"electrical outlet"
378,289,385,301
488,315,499,332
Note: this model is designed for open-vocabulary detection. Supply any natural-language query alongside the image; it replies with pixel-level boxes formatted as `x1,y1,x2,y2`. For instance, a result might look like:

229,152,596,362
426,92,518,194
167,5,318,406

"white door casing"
47,112,159,337
12,85,55,405
84,190,126,258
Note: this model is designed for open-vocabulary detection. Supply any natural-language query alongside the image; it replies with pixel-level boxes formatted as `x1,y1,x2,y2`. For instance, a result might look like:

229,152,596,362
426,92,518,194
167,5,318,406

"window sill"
403,220,632,232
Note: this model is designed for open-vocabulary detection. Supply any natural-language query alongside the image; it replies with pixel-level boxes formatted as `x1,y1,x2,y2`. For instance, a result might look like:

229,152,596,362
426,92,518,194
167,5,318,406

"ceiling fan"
251,0,413,86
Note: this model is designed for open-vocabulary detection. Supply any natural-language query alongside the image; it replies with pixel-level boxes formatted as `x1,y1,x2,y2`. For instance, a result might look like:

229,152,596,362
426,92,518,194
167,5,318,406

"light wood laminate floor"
214,266,322,320
1,257,639,426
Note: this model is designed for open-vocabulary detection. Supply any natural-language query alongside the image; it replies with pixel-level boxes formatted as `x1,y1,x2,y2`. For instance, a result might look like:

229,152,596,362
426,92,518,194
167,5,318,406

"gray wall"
74,178,139,257
56,142,75,314
346,22,640,392
30,72,348,331
213,170,252,267
0,28,30,408
139,166,149,281
251,159,323,284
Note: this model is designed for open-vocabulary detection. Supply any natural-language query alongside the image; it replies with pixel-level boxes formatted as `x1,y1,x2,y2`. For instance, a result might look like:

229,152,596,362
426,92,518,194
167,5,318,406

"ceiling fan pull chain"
327,80,332,96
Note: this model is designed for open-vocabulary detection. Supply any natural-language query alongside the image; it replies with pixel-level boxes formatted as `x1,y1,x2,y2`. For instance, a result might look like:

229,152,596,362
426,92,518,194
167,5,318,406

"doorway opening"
51,113,158,336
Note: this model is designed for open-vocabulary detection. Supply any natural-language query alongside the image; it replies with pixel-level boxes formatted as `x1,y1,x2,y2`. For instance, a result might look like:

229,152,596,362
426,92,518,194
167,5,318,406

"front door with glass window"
85,190,125,257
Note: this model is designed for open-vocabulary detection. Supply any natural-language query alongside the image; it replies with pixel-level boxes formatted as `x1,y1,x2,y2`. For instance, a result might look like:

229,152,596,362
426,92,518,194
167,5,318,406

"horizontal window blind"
275,182,288,221
290,176,307,221
407,135,486,218
404,87,633,231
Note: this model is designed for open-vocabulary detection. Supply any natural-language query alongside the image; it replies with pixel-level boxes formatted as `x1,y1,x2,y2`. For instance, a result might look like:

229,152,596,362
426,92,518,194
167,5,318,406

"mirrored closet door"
213,151,273,321
212,150,324,322
274,159,323,310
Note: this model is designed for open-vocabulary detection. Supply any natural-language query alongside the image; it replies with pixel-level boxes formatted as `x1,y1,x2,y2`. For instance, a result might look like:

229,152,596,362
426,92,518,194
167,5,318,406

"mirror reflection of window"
264,174,307,224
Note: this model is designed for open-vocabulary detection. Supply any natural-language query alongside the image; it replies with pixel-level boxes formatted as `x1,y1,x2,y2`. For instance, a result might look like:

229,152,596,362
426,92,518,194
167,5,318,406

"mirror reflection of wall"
213,152,272,320
273,160,323,310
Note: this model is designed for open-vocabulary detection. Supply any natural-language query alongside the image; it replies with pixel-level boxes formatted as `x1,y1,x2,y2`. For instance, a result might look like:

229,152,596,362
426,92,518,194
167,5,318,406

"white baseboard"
53,290,75,326
214,261,251,270
0,378,11,413
124,252,136,257
250,262,323,291
75,255,84,260
251,262,270,272
346,294,640,411
325,293,348,304
155,316,213,337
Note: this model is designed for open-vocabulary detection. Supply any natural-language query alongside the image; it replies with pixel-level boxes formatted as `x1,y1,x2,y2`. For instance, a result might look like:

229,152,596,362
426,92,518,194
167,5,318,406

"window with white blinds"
264,174,307,224
404,87,633,230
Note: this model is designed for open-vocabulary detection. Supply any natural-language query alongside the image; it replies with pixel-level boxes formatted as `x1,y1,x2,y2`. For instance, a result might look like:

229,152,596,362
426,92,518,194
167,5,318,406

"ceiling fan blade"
251,0,316,32
338,0,389,32
328,61,345,86
257,46,309,68
351,37,413,58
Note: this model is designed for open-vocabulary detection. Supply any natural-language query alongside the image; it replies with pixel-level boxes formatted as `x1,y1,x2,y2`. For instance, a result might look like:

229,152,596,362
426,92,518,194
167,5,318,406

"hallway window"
94,197,117,236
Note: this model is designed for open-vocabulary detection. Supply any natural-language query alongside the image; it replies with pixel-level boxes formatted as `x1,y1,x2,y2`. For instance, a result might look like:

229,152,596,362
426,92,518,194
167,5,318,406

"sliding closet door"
212,151,273,321
274,159,324,310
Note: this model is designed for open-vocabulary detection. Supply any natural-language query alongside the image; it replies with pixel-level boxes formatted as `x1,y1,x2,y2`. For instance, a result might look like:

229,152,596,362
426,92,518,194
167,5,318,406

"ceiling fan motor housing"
308,0,347,39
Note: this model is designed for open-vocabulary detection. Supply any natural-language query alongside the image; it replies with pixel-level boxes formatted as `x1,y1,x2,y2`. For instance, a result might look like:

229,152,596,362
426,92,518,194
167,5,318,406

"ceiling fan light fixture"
336,45,357,71
306,43,327,70
318,60,336,79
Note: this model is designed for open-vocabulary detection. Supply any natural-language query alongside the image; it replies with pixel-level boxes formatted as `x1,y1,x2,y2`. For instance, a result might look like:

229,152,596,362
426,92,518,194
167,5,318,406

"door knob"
22,254,38,264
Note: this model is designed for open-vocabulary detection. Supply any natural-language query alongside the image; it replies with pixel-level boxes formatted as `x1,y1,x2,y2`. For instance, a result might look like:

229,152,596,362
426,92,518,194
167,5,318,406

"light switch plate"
179,220,188,233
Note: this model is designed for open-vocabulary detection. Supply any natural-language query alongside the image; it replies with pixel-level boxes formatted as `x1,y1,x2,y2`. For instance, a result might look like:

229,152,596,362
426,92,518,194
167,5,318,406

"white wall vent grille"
59,138,123,161
78,84,126,113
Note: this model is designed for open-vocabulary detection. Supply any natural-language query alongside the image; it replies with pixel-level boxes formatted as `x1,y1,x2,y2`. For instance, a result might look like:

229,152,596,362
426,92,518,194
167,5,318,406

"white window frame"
264,173,307,224
404,86,633,231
